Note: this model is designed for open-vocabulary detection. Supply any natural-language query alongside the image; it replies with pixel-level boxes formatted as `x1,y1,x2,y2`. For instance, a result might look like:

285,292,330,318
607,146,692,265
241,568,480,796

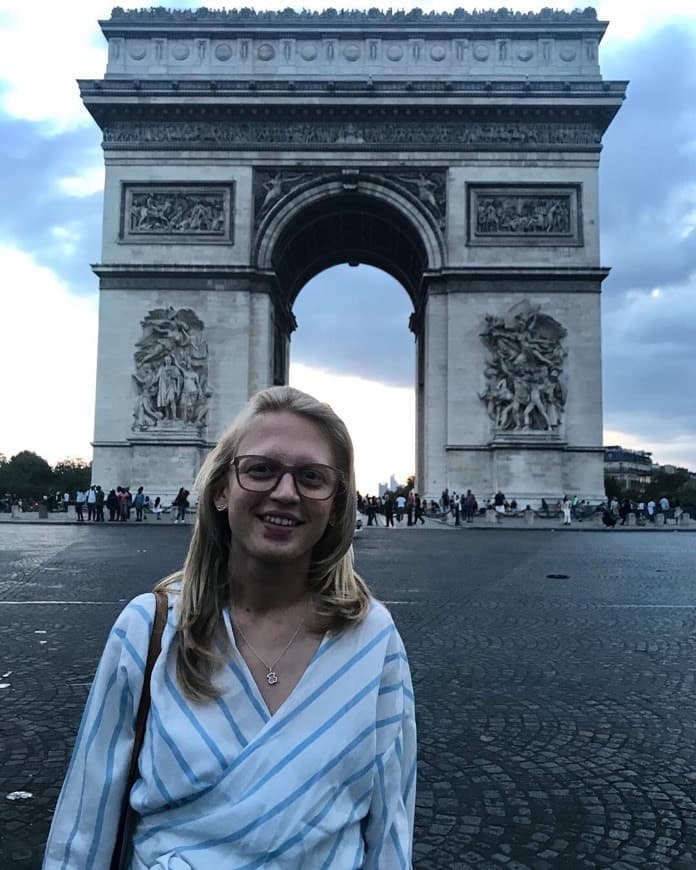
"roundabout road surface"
1,524,696,868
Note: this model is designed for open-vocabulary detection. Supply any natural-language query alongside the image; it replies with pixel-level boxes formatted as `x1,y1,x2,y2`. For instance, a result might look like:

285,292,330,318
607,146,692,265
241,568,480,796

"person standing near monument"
562,495,572,526
134,486,146,521
395,493,406,522
43,386,416,868
658,495,670,524
94,485,105,522
414,493,426,525
85,485,97,521
117,486,129,521
74,489,86,522
647,498,656,524
384,493,395,527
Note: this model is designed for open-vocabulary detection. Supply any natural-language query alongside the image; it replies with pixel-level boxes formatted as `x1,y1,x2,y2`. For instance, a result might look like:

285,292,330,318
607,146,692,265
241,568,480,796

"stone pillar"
91,275,275,500
420,290,449,496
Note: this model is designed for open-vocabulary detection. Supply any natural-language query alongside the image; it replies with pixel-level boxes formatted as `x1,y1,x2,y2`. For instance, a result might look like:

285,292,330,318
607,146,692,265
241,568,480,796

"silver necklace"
232,611,306,686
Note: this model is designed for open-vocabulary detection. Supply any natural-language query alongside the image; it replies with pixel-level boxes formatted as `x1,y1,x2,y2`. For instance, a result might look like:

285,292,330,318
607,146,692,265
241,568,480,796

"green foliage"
604,474,622,502
676,480,696,508
0,451,55,499
393,475,415,499
644,467,691,502
0,451,91,500
53,458,92,496
605,466,696,508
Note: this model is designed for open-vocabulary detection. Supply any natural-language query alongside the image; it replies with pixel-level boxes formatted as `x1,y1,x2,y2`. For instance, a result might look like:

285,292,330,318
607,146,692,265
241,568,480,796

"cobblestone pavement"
2,525,696,868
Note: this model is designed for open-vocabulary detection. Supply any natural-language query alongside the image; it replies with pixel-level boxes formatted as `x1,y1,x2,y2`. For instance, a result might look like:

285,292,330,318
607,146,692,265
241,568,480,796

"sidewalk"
360,513,694,532
2,512,692,531
0,512,193,526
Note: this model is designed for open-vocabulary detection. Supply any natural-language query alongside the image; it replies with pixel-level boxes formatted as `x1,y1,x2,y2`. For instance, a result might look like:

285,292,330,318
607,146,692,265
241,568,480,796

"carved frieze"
120,184,234,244
106,120,601,152
468,185,581,246
253,167,447,229
479,300,568,433
132,307,211,433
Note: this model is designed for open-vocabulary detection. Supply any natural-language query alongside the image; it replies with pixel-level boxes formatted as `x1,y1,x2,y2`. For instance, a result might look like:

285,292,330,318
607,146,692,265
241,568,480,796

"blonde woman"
44,386,416,869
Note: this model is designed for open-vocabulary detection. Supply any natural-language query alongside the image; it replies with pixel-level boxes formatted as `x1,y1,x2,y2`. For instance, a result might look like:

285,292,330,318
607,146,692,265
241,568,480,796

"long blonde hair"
156,386,370,701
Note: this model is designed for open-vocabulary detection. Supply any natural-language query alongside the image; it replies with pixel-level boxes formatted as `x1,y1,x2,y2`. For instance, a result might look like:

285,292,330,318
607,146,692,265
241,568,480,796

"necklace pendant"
266,670,278,685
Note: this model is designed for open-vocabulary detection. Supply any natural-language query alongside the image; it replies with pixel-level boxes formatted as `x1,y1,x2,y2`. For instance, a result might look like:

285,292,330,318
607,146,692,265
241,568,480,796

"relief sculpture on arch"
479,299,568,434
132,307,211,434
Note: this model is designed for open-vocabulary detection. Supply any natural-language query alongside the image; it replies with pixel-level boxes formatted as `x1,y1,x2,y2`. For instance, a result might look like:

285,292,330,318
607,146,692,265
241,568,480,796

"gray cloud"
2,18,694,466
598,23,696,460
291,265,415,388
600,24,696,294
0,116,103,296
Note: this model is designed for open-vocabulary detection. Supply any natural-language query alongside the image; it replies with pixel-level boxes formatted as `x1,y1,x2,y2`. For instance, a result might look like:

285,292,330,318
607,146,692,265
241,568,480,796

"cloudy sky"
0,0,695,493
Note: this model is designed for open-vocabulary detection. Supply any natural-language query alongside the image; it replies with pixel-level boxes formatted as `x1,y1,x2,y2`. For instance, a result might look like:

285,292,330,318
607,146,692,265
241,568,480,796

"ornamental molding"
104,118,602,151
102,34,603,81
253,167,447,230
120,183,234,244
468,184,582,246
102,8,607,81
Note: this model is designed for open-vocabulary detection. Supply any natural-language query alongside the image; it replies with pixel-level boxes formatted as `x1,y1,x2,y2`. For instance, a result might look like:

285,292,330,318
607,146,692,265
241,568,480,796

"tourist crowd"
2,486,194,522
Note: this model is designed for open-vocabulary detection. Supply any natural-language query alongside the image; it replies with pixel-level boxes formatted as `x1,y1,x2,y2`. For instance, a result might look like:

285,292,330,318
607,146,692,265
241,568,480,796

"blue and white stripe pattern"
43,591,416,869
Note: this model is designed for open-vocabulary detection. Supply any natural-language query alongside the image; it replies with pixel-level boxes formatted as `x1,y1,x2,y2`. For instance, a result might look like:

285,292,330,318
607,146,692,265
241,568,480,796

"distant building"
653,463,686,476
378,475,402,497
604,445,652,492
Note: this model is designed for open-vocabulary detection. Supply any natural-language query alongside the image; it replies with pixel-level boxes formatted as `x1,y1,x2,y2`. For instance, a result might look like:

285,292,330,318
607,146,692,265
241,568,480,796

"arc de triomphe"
81,7,625,504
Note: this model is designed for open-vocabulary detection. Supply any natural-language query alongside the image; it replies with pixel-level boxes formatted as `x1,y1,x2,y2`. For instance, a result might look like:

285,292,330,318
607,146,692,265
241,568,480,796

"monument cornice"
82,101,621,152
92,263,270,280
98,8,610,82
425,266,611,283
81,78,627,101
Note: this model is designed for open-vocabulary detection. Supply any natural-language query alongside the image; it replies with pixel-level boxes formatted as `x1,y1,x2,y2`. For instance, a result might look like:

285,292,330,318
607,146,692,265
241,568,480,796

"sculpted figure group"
132,307,211,431
129,191,226,235
476,195,570,236
479,300,568,432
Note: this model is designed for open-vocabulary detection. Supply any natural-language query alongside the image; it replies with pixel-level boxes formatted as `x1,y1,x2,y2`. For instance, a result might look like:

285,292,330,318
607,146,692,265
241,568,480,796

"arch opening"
290,263,416,496
267,191,431,308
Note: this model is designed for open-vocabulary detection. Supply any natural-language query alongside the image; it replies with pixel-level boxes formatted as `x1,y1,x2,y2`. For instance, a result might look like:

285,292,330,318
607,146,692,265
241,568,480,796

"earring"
216,503,227,512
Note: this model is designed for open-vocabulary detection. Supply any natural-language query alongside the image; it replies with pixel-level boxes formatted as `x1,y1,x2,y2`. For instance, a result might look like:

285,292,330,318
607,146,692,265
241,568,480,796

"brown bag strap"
110,589,169,870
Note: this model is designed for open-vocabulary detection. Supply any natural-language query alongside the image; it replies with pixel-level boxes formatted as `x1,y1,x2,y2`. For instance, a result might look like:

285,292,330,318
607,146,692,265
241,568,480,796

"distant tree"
53,458,92,496
676,480,696,510
604,474,623,502
0,453,8,496
644,467,691,502
394,475,415,499
2,451,54,499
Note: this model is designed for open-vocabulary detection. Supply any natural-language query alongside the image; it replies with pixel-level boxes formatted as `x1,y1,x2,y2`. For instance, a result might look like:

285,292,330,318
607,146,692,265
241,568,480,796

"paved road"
1,524,696,868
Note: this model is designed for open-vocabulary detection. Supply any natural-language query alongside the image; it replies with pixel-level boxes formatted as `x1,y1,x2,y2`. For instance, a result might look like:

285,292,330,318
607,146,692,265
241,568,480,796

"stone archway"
82,7,626,504
253,172,445,485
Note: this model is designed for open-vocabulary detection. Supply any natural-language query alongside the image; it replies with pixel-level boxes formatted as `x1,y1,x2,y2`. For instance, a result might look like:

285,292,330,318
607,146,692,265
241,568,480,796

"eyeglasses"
231,455,344,501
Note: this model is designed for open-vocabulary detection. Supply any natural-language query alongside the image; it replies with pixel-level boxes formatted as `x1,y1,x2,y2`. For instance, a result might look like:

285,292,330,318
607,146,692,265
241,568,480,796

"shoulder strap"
110,589,168,870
